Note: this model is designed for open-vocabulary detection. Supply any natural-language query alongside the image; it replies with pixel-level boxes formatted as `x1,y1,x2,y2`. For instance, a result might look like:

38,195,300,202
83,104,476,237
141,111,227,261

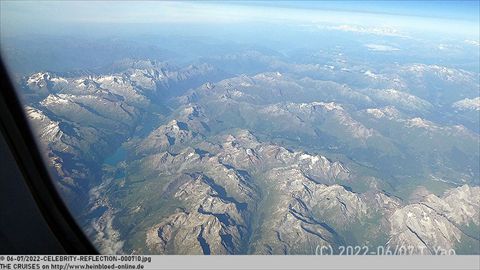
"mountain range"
19,51,480,255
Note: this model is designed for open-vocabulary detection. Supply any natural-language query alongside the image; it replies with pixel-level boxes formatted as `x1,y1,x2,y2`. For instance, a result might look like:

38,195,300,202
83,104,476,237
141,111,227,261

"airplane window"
0,0,479,259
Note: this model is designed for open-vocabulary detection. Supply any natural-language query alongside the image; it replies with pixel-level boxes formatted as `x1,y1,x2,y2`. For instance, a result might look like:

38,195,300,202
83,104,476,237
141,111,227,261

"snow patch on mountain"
453,97,480,111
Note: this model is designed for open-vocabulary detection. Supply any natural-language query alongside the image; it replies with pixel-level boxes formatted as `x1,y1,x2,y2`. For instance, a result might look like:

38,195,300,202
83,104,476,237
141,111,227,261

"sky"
1,1,479,39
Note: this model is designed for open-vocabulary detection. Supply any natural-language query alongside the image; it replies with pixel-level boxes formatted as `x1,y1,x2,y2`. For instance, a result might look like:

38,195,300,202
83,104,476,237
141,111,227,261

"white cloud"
364,44,400,52
465,40,480,46
325,24,408,38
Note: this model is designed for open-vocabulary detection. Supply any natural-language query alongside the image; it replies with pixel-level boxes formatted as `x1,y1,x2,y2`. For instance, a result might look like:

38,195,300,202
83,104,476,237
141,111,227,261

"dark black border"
0,57,98,254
